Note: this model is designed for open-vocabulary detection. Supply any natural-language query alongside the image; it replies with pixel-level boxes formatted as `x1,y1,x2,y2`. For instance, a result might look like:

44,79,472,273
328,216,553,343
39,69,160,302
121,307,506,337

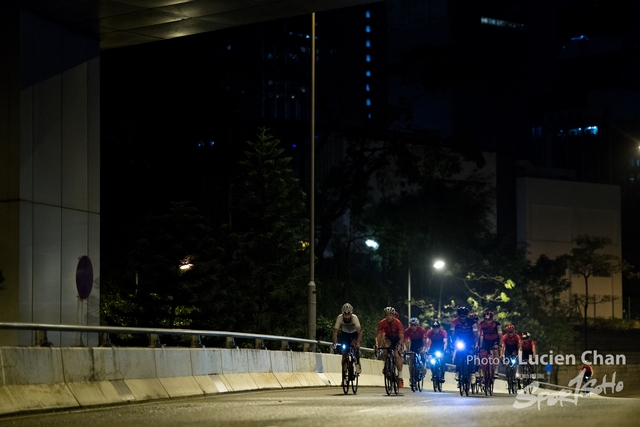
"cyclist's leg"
350,337,361,374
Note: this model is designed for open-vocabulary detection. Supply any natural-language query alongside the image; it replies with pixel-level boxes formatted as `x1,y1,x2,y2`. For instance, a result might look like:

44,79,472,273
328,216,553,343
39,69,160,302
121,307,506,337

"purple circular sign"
76,256,94,300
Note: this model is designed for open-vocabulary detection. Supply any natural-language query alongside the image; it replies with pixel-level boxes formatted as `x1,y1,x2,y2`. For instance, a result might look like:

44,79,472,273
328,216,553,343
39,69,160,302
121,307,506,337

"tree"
104,201,224,332
559,234,631,350
228,128,309,336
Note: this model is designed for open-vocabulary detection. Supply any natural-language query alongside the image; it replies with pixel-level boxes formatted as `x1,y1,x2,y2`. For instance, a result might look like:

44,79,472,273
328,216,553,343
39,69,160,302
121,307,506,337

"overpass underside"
0,0,382,346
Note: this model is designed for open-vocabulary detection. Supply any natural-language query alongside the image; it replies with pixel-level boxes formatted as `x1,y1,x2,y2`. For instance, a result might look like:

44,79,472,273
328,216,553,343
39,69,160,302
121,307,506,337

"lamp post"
434,260,445,319
308,11,317,349
407,268,411,322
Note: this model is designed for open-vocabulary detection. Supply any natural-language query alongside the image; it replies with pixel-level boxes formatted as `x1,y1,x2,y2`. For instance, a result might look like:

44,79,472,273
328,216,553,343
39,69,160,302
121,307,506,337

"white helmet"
342,303,353,314
383,306,395,315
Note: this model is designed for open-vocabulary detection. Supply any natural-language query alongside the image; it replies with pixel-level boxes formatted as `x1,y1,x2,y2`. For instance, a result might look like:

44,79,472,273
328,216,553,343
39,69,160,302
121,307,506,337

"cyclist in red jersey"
405,317,428,379
501,325,522,388
425,321,448,354
579,362,594,379
520,332,536,363
425,320,448,382
500,325,521,359
478,310,502,378
375,306,406,388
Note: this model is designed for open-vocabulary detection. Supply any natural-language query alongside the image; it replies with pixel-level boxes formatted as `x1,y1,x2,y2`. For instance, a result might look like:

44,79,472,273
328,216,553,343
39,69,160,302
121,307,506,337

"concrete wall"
0,347,387,416
516,177,623,318
0,10,100,346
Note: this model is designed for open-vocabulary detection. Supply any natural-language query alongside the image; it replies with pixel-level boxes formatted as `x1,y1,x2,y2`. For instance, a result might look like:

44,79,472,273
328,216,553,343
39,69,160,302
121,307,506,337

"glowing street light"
434,260,446,319
365,239,379,250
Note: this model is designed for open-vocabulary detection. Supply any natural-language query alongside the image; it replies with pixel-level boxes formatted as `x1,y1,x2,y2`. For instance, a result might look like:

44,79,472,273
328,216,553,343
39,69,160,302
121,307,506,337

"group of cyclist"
333,303,539,390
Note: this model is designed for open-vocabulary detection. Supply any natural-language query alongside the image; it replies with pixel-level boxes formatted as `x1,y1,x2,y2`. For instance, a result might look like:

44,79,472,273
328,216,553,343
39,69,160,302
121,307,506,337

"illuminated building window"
480,17,525,30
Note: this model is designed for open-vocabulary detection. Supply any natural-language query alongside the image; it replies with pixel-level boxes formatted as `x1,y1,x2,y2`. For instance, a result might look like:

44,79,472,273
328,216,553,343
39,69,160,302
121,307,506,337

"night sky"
99,1,640,304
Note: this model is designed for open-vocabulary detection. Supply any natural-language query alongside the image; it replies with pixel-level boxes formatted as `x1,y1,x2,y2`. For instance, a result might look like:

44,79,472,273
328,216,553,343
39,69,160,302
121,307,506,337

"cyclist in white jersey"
332,303,363,374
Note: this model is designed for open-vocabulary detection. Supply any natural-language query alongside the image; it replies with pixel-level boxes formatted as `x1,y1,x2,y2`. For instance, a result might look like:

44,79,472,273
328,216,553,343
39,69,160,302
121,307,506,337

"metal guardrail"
0,322,375,353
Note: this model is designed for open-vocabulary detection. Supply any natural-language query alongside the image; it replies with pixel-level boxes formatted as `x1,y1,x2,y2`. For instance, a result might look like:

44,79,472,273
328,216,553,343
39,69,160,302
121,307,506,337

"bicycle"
338,343,359,395
479,349,494,396
379,346,400,395
521,362,535,393
428,351,445,392
406,351,424,393
505,355,519,395
454,340,473,397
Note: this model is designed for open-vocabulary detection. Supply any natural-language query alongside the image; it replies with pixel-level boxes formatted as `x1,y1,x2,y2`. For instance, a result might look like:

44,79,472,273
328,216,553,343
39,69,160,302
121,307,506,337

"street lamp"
434,260,445,319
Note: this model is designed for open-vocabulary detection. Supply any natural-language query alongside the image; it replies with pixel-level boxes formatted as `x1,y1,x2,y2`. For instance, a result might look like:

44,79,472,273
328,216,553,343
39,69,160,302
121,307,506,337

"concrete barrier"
0,346,385,416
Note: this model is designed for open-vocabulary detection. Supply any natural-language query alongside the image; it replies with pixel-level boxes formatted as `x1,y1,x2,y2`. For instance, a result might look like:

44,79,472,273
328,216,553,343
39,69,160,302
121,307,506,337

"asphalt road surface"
1,386,639,427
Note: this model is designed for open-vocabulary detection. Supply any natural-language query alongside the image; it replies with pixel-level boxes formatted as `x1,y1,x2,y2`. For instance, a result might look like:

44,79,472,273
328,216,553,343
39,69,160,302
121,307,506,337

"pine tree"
229,128,309,335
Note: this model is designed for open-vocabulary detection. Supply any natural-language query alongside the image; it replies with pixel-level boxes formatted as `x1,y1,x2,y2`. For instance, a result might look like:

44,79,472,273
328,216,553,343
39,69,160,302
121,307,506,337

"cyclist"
579,362,594,379
478,310,502,379
520,332,537,383
332,303,363,376
450,306,478,382
500,325,521,388
374,306,405,388
425,320,448,382
404,317,428,382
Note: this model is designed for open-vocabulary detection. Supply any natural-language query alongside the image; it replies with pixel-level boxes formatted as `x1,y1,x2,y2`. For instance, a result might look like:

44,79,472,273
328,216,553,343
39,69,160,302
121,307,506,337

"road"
1,384,638,427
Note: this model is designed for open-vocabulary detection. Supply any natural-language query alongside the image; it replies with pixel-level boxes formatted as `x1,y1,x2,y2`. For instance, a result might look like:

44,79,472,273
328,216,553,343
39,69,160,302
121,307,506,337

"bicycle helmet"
483,310,494,320
457,307,469,317
383,306,396,315
410,317,420,326
431,320,441,328
342,303,353,314
522,332,530,339
506,324,515,333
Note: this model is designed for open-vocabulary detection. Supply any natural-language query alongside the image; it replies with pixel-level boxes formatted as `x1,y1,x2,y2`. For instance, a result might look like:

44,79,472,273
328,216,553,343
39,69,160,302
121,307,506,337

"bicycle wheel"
417,364,423,392
384,357,393,395
352,367,359,395
411,364,417,392
464,378,470,396
392,364,399,395
432,365,439,392
342,360,350,395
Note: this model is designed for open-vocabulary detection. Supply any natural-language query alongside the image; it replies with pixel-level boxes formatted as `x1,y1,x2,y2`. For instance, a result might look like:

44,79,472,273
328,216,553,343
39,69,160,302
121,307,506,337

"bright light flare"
179,263,193,271
433,260,445,270
365,239,379,250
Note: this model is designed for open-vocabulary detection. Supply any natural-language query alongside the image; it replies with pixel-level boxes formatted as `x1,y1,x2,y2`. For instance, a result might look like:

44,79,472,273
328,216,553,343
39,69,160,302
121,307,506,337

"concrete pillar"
0,9,100,346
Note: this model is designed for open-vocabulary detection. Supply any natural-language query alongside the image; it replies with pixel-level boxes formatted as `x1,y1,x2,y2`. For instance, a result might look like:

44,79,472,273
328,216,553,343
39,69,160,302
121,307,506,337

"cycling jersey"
425,329,448,352
334,314,361,334
377,318,404,340
404,326,427,352
502,333,521,356
580,365,593,377
450,317,478,346
521,338,535,352
502,333,521,347
479,320,501,340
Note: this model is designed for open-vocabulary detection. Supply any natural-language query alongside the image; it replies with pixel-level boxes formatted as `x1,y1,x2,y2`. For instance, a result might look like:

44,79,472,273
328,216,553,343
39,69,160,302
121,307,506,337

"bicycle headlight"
342,344,347,350
435,351,442,358
510,357,517,364
430,358,436,365
456,341,465,350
